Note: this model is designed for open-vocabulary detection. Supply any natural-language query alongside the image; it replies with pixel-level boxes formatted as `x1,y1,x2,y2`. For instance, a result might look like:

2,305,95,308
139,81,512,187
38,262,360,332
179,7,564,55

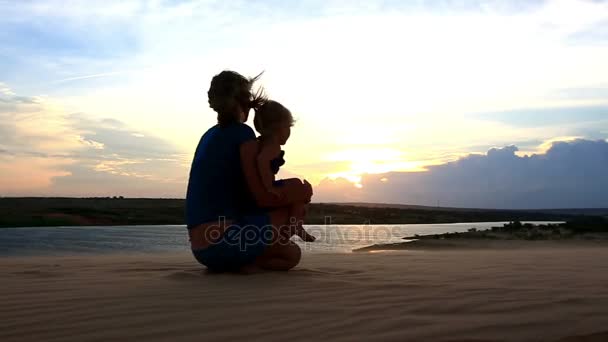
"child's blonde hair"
253,100,294,136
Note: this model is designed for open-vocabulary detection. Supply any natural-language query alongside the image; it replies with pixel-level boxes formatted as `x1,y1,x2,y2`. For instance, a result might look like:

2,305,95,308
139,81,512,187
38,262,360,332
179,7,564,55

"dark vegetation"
344,202,608,217
402,216,608,241
306,203,569,224
0,197,580,228
352,217,608,252
0,198,185,227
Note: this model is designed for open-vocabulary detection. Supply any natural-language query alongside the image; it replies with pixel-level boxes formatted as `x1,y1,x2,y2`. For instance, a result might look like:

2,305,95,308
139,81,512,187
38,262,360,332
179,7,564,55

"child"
253,100,316,242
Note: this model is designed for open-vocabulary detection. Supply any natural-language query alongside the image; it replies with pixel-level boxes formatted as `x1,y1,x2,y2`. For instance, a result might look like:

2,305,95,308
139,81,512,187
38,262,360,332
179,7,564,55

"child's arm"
256,143,281,195
241,140,310,208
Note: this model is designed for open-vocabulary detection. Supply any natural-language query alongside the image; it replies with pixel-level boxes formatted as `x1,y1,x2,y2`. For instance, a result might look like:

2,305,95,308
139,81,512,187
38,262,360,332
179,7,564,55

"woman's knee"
288,241,302,264
256,241,301,271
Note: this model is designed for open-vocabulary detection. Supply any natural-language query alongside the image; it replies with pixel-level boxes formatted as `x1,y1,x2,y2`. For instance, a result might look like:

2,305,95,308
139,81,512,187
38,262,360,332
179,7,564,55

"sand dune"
2,248,608,341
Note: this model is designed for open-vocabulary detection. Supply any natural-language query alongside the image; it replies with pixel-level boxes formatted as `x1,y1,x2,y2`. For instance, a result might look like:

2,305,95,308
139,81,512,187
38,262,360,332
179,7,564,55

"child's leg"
288,203,315,242
274,178,316,242
275,178,312,203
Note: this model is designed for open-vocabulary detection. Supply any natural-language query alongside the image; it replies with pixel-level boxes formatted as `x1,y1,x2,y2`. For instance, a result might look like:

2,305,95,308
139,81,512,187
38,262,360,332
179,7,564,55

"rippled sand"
2,246,608,341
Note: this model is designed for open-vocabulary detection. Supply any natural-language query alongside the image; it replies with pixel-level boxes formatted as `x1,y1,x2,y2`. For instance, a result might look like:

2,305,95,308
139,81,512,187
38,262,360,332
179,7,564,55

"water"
0,222,560,256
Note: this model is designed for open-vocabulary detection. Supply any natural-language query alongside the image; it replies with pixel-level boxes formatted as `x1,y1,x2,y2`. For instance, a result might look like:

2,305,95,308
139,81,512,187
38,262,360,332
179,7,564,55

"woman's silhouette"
186,70,313,272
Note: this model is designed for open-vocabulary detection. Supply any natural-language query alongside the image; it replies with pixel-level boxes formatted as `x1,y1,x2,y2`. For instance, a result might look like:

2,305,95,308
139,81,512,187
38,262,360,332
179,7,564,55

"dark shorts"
191,213,273,272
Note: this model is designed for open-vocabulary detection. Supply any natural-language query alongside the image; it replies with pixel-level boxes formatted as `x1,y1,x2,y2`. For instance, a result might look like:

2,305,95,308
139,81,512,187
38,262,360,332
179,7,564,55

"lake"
0,222,560,256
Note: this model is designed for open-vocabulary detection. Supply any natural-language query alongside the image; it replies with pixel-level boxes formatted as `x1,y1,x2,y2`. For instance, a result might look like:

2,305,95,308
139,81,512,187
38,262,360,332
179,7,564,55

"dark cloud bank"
316,139,608,209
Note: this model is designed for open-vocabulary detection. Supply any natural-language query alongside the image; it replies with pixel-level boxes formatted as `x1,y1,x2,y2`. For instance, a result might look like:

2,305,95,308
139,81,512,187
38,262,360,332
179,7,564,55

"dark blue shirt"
186,123,256,227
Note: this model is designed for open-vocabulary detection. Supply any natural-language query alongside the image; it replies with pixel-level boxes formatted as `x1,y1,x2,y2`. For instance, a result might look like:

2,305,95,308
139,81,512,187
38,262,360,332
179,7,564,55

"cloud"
0,82,40,111
474,105,608,128
46,113,190,197
0,84,70,159
315,139,608,209
0,83,188,197
3,80,607,202
48,162,185,198
3,1,608,197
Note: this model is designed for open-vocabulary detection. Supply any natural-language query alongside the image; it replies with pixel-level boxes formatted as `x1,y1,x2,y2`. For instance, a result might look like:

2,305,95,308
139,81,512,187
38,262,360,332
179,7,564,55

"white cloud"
0,83,188,197
0,82,15,96
2,1,608,196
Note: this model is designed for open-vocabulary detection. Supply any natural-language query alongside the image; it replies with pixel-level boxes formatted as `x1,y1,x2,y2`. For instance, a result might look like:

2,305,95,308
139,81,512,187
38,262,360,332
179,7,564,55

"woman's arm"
240,140,312,207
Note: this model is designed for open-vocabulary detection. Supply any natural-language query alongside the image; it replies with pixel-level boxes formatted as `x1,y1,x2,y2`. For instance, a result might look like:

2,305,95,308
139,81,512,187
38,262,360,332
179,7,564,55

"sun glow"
516,136,583,156
324,148,428,188
2,0,608,199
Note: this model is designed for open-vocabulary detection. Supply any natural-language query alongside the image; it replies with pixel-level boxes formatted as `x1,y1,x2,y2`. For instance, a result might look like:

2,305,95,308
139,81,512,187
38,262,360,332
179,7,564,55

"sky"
1,0,607,208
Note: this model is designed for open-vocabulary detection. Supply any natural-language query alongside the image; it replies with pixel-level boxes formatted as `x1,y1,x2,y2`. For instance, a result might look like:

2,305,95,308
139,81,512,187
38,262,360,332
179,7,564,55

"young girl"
253,100,316,242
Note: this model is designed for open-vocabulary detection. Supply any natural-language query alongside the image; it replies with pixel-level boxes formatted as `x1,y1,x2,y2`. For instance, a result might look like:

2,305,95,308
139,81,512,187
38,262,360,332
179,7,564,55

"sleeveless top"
185,123,257,228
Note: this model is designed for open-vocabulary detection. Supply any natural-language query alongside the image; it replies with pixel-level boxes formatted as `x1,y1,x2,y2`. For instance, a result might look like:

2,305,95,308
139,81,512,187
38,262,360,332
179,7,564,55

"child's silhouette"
253,100,316,242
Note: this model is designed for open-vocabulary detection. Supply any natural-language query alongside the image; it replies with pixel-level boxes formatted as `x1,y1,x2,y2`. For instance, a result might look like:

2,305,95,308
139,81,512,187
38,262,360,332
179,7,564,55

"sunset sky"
1,0,607,208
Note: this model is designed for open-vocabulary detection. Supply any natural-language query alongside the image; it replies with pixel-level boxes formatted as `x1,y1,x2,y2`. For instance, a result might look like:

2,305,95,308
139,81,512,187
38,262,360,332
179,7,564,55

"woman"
186,70,313,272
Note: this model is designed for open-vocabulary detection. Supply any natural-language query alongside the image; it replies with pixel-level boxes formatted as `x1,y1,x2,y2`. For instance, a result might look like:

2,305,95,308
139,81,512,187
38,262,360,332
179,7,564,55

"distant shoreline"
354,238,608,252
0,197,589,228
354,219,608,252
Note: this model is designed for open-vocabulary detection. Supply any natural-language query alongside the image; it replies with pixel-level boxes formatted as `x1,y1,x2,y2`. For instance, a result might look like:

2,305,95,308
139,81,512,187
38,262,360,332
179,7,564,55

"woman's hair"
253,100,294,136
207,70,266,126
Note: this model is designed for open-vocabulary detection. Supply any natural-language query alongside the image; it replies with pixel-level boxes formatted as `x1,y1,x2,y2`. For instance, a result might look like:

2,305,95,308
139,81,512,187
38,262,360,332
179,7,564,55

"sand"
2,246,608,342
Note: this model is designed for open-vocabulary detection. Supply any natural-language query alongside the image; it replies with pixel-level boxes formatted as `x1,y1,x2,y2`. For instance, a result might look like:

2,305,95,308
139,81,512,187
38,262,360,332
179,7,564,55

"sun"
325,148,427,188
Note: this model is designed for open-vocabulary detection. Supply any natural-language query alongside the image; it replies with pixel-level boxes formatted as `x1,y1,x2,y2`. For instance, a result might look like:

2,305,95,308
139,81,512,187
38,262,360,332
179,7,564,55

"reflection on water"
0,222,560,256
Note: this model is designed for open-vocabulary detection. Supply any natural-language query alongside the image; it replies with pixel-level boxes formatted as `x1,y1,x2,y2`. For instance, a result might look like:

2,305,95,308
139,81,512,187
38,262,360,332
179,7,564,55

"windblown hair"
253,100,294,137
207,70,266,126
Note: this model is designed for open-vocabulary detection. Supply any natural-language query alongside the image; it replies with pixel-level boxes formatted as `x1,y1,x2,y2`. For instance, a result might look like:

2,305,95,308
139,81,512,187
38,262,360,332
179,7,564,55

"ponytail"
253,100,293,136
207,70,266,127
